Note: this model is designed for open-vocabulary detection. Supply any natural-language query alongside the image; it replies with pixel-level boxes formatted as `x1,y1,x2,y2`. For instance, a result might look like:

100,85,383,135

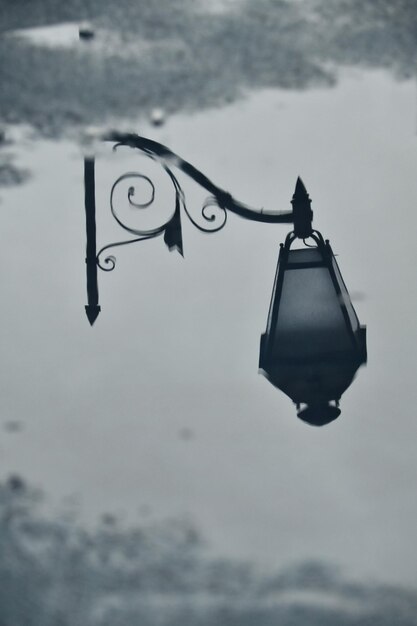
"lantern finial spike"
291,176,313,238
294,176,308,198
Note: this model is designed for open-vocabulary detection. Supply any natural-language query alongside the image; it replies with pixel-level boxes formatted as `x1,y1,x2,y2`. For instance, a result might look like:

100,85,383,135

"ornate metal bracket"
83,131,313,325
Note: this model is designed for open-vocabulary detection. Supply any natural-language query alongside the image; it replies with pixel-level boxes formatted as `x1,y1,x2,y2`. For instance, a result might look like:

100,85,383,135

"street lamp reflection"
259,216,366,427
83,132,367,426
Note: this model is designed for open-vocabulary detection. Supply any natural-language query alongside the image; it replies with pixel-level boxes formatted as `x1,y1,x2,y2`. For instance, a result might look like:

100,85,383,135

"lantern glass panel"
331,255,360,334
270,248,353,360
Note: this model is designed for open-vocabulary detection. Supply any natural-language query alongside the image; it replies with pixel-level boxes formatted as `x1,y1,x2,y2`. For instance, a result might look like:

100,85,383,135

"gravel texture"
0,0,415,137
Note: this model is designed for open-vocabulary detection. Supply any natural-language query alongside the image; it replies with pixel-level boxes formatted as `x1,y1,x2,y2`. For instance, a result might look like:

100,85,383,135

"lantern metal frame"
258,228,367,425
259,229,367,372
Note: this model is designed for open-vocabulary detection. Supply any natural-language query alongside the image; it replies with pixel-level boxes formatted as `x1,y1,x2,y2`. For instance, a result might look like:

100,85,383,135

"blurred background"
1,1,417,623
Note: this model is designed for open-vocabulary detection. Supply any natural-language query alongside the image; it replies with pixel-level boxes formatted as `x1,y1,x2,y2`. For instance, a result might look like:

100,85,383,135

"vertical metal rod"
84,157,101,325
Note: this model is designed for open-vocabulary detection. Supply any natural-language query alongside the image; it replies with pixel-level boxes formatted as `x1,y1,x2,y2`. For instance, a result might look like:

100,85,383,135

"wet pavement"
1,1,417,623
1,0,415,136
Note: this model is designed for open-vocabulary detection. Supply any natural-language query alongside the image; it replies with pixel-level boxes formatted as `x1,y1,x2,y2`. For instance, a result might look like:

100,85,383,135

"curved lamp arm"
104,131,295,224
84,131,314,324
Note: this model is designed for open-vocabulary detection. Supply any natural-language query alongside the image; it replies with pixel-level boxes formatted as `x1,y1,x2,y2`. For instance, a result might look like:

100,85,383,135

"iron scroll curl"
96,170,170,271
95,139,247,271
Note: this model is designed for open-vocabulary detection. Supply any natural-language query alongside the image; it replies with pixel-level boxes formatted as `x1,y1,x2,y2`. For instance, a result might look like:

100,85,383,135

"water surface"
1,68,416,591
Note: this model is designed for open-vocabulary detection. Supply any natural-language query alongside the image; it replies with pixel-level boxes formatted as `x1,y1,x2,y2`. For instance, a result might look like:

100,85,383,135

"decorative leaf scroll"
96,164,185,270
164,194,184,257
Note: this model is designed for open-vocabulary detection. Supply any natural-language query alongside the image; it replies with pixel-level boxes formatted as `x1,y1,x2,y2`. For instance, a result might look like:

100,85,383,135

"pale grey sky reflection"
0,70,417,588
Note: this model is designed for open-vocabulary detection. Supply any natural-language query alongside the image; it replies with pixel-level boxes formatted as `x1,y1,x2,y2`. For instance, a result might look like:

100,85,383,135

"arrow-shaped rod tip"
85,305,101,326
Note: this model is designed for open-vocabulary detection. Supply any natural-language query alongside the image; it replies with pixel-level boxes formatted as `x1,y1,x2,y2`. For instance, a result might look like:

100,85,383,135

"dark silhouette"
84,157,100,326
84,142,366,423
260,180,367,426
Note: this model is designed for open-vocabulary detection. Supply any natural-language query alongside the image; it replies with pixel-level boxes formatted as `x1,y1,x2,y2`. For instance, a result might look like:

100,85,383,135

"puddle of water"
0,69,417,588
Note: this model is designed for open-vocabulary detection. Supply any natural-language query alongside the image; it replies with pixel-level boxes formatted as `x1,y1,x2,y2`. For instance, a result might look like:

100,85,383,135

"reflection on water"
260,227,367,427
0,69,416,590
1,0,417,608
2,476,417,625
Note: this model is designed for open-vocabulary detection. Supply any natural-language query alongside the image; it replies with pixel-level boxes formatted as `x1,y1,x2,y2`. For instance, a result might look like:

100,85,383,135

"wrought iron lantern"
83,132,366,425
259,182,367,426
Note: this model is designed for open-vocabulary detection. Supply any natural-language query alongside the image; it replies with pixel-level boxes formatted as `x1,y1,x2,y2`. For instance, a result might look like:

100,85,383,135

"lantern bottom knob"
297,402,341,427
